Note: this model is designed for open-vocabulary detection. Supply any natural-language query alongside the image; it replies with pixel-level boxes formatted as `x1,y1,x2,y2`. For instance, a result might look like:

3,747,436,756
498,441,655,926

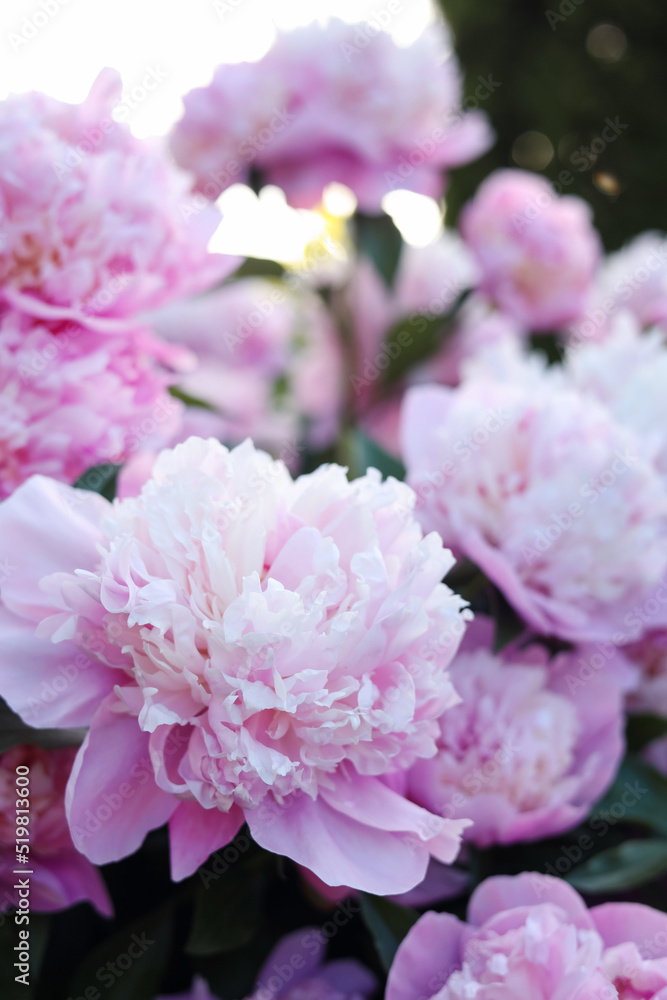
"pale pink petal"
246,792,433,895
66,698,177,863
386,911,464,1000
468,872,594,929
169,799,244,881
592,902,667,957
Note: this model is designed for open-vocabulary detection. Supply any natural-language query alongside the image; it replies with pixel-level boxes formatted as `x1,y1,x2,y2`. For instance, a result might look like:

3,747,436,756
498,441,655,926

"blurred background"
438,0,667,248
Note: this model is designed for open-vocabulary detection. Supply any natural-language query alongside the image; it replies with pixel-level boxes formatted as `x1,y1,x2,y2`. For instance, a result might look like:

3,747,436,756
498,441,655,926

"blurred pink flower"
0,69,235,329
171,22,493,211
150,278,345,460
0,438,472,894
387,872,667,1000
0,744,111,915
573,231,667,343
400,369,667,643
245,927,376,1000
408,617,631,846
0,309,183,498
565,314,667,483
460,169,600,330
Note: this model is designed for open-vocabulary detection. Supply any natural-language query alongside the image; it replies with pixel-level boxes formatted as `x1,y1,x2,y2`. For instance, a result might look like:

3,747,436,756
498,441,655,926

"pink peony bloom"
150,278,345,459
400,367,667,643
408,617,631,846
460,169,601,330
245,927,376,1000
572,232,667,343
387,872,667,1000
0,308,183,498
0,744,111,915
0,438,472,894
0,69,235,329
565,314,667,483
170,22,493,212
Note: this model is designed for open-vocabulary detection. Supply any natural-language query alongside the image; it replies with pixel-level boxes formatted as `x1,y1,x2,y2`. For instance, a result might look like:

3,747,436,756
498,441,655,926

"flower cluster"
3,10,667,997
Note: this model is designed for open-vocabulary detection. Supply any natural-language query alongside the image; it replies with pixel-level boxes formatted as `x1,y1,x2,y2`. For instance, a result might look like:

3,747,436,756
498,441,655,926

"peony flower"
0,69,235,329
408,617,631,846
0,744,111,915
387,872,667,1000
400,367,667,643
170,21,493,212
572,231,667,343
245,927,376,1000
0,308,183,498
150,277,344,460
460,169,601,330
565,313,667,483
0,437,471,894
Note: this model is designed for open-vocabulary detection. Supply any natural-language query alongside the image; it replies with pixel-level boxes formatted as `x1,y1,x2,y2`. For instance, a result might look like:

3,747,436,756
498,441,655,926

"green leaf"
379,312,457,388
350,431,406,482
232,257,285,280
528,332,564,365
568,838,667,892
169,386,217,412
186,840,263,957
356,213,403,288
73,463,121,501
65,906,173,1000
626,714,667,753
489,586,526,652
593,754,667,838
359,894,419,972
